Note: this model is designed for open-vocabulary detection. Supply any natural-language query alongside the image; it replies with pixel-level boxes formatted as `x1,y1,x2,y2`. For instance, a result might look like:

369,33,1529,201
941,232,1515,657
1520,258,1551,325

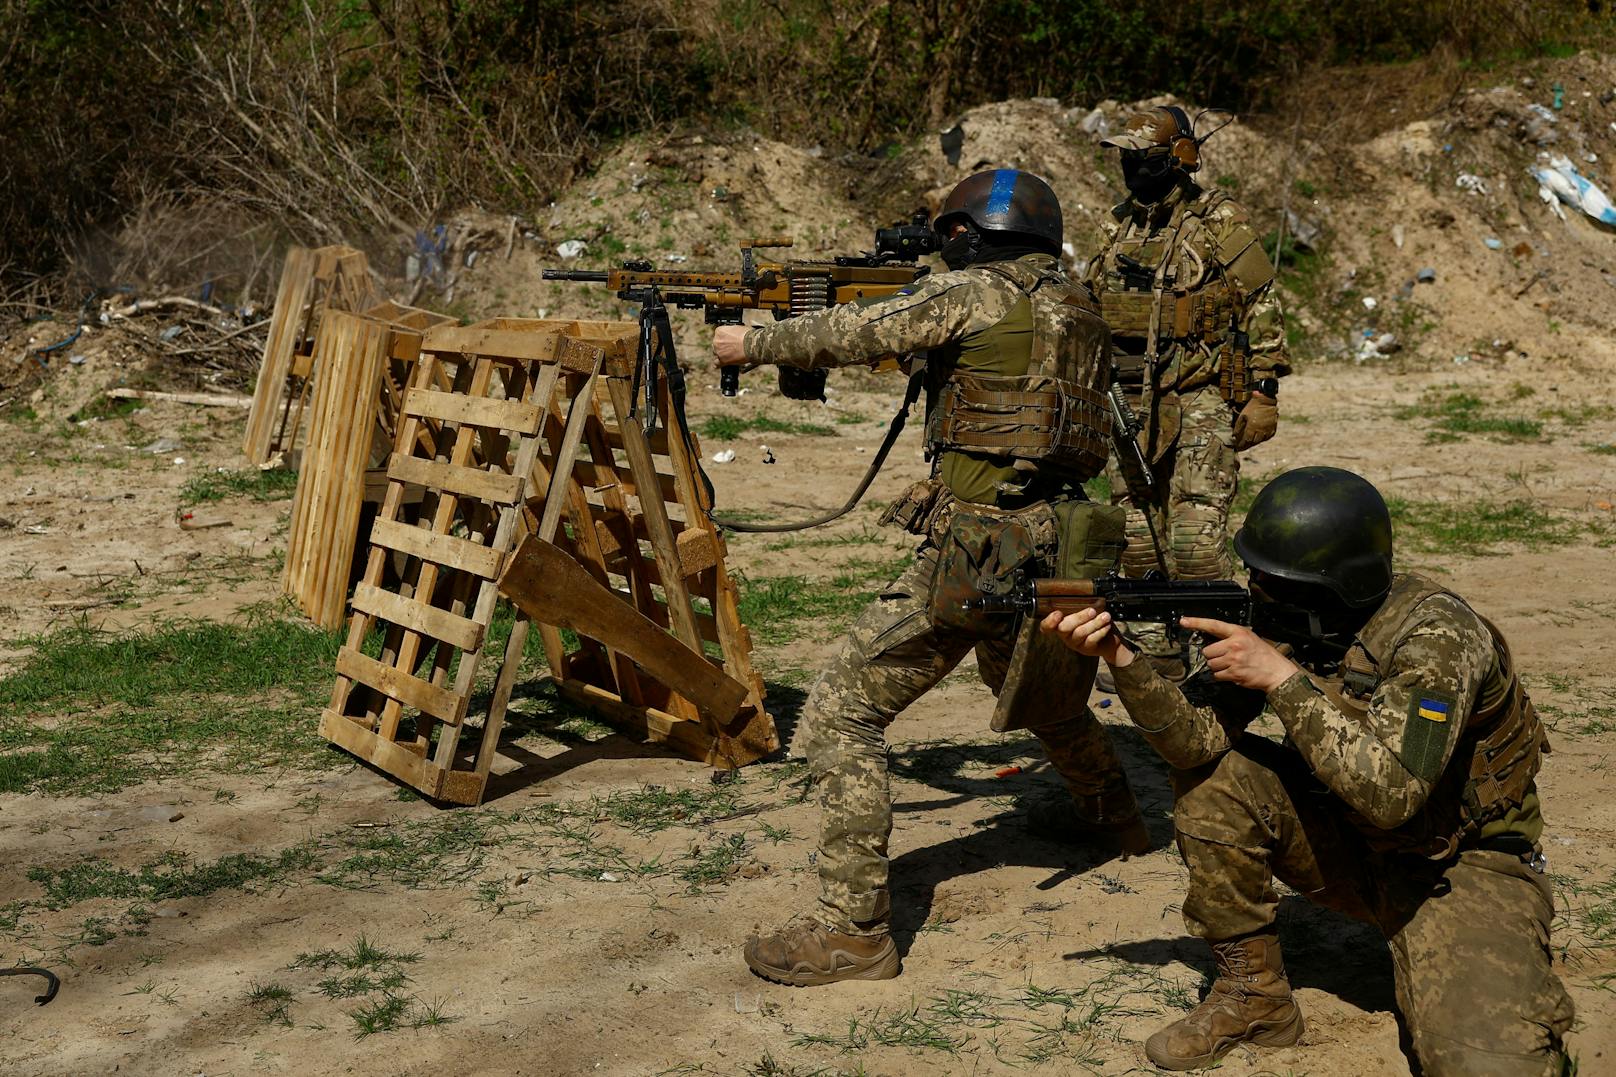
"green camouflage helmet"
1232,466,1393,607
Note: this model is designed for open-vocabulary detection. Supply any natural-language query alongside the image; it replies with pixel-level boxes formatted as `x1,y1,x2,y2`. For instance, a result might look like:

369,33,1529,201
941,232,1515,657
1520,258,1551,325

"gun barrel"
542,269,609,282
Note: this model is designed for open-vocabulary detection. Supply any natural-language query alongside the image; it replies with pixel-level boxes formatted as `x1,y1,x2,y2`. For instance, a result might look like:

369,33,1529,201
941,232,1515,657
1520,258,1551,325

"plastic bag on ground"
1533,155,1616,226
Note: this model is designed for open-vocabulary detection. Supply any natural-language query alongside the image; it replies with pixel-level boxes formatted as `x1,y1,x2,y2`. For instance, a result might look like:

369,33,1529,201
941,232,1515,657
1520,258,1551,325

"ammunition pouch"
1218,341,1253,406
1099,286,1235,346
879,477,954,540
927,374,1109,481
1459,614,1548,831
928,507,1041,639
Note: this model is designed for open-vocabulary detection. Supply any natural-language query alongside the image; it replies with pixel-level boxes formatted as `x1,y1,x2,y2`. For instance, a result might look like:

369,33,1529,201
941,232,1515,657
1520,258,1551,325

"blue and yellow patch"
1400,688,1459,782
1416,697,1451,723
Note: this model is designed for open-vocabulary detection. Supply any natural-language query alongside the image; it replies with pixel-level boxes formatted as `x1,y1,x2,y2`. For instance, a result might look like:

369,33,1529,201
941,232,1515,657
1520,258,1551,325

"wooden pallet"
282,301,454,628
318,322,574,804
319,317,775,803
481,317,776,773
243,245,378,465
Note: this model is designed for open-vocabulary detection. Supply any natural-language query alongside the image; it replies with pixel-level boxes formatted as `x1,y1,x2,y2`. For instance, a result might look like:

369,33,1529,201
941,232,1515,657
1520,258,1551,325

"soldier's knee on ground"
1170,746,1287,849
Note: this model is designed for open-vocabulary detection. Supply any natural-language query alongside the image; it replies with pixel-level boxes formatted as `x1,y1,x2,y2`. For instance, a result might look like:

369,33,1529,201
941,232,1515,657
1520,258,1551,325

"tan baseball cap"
1100,107,1182,151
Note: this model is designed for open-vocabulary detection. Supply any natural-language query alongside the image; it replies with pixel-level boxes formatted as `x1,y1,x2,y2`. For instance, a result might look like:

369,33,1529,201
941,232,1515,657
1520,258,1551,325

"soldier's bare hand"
1040,608,1136,668
713,325,754,367
1178,616,1299,692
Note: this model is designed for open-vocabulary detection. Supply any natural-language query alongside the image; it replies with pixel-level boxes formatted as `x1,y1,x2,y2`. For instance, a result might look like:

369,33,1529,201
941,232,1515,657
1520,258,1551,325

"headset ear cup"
1172,136,1200,172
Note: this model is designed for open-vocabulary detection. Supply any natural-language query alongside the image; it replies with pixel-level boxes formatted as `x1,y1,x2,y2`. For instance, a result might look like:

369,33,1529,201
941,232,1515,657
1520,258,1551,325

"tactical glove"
1232,394,1279,451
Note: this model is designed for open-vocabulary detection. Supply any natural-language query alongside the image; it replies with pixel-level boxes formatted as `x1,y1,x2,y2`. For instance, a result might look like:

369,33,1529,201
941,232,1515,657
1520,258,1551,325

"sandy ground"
5,52,1616,1077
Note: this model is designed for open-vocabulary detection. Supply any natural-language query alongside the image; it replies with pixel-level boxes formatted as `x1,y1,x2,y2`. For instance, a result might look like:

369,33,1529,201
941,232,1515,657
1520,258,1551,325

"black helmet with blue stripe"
934,169,1064,255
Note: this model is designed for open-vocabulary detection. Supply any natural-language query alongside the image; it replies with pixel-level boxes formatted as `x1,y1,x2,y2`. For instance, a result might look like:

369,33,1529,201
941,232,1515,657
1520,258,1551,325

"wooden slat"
403,387,543,432
369,517,504,578
421,325,565,363
500,535,749,720
350,582,484,652
335,648,467,724
318,711,485,804
387,452,524,505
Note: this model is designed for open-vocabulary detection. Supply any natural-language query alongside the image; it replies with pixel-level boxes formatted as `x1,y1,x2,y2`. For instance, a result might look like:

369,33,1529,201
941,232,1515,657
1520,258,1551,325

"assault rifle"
966,572,1252,641
543,211,939,401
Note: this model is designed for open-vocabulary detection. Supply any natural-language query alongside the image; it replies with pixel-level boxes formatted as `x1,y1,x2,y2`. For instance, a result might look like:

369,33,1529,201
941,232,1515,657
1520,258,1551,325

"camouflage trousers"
802,545,1133,936
1105,385,1237,660
1172,735,1574,1075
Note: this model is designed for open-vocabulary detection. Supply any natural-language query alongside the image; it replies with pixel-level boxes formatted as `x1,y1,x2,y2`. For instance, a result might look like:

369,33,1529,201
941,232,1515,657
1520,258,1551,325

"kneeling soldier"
1043,466,1573,1074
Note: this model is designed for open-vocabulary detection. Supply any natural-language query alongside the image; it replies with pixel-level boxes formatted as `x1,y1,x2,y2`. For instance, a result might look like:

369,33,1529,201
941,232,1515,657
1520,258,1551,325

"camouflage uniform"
1112,573,1573,1074
1086,185,1290,657
746,253,1139,936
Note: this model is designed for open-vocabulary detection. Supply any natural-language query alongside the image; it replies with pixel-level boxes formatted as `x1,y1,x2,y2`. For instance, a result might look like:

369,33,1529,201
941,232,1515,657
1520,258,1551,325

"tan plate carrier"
317,317,777,804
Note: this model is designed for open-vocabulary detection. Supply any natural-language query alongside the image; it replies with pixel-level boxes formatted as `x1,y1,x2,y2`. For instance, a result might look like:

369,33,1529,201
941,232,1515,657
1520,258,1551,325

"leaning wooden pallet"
281,300,454,628
318,316,776,803
318,323,567,804
485,318,776,773
242,244,379,465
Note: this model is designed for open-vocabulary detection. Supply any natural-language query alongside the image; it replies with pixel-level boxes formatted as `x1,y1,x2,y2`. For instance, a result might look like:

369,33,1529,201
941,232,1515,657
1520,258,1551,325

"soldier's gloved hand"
1232,392,1278,451
713,325,757,368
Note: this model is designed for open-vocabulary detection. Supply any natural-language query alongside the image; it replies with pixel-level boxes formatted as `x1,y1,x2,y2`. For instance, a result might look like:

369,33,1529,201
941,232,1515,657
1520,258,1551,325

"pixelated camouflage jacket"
1085,183,1290,394
743,253,1102,505
1112,573,1540,851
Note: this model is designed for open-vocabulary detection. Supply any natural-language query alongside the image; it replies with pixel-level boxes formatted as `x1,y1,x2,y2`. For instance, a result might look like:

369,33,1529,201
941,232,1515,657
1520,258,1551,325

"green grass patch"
735,556,904,643
179,467,299,506
588,783,744,833
28,846,318,909
698,415,837,440
1397,392,1543,442
1587,443,1616,456
0,613,345,794
1386,497,1590,554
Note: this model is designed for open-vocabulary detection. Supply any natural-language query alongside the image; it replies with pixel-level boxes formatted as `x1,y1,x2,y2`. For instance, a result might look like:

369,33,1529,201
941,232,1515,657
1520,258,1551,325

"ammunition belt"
928,375,1109,481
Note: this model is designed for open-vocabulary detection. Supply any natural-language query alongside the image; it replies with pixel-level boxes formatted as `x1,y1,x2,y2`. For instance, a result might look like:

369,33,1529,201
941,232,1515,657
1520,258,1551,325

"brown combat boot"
1026,786,1152,857
1145,933,1303,1070
743,921,900,986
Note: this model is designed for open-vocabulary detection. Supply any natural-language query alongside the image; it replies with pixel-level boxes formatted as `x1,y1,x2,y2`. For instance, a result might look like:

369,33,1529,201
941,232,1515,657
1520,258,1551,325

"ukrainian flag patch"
1416,697,1451,723
1401,688,1459,781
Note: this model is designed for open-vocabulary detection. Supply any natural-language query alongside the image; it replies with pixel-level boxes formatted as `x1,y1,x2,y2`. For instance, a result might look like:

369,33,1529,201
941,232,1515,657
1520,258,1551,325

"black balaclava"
1121,149,1185,207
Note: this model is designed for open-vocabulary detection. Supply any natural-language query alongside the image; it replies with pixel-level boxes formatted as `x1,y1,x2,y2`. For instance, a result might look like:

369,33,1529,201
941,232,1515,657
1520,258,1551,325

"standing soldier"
713,170,1149,985
1043,467,1574,1073
1088,105,1291,680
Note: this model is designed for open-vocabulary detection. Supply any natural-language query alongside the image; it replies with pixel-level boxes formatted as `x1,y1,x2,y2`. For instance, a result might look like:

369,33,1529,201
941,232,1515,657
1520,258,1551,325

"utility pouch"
879,477,951,537
1052,499,1128,578
988,498,1126,732
1217,334,1253,405
929,508,1037,638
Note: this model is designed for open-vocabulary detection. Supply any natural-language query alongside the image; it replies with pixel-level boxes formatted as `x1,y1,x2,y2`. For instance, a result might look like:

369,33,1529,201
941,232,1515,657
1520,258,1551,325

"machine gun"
966,572,1252,642
544,210,939,401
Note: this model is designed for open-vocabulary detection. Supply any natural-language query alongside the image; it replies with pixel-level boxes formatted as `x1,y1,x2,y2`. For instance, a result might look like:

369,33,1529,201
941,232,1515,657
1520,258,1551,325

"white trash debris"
711,449,736,464
556,239,589,259
1532,154,1616,226
1456,173,1490,195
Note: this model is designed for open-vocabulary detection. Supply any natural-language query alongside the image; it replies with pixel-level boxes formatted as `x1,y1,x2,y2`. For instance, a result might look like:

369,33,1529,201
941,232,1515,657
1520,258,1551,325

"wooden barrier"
243,245,379,465
317,317,777,803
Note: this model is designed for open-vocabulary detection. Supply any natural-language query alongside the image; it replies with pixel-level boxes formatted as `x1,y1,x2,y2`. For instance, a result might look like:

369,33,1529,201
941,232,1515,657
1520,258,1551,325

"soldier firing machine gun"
967,572,1252,643
543,211,940,404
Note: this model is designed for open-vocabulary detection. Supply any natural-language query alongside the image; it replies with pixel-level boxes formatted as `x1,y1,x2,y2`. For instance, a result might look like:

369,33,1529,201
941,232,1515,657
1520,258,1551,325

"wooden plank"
369,516,504,579
421,325,564,363
335,648,467,724
319,711,485,803
500,535,748,720
403,388,543,432
675,528,719,577
106,388,253,408
350,582,484,652
387,452,524,505
245,246,315,463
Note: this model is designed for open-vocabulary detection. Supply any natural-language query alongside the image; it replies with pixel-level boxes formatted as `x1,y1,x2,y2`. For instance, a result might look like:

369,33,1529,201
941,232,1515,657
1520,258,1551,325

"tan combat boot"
1144,933,1303,1070
743,921,900,986
1026,785,1152,857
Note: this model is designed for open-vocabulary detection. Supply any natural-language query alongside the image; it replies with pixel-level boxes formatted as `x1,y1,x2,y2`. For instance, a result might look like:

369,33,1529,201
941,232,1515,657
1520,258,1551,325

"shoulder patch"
1400,687,1458,782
